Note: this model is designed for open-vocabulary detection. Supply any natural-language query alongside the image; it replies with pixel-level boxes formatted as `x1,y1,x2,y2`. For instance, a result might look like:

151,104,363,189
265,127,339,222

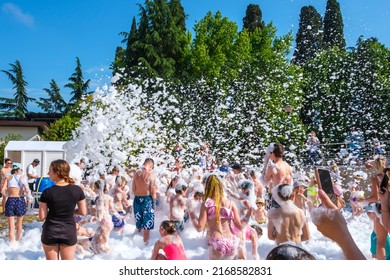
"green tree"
0,60,34,118
293,5,323,66
242,4,265,32
323,0,345,49
124,0,190,80
0,133,23,165
36,79,67,113
225,24,306,163
117,16,138,75
42,115,80,141
189,11,240,81
111,46,126,77
347,37,390,139
65,57,92,105
302,47,350,143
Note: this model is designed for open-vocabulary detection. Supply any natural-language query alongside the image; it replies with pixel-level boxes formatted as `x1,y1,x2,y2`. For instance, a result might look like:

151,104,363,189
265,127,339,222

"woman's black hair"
266,244,316,260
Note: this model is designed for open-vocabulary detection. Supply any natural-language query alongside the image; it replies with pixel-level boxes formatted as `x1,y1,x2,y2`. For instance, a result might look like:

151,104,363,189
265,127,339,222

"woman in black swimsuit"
38,159,87,260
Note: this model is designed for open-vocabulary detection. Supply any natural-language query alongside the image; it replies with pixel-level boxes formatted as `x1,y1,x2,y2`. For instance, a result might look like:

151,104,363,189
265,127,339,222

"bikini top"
7,175,23,189
205,198,234,220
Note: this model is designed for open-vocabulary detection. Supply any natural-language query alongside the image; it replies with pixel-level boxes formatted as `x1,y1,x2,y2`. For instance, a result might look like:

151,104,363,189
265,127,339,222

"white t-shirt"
26,164,38,183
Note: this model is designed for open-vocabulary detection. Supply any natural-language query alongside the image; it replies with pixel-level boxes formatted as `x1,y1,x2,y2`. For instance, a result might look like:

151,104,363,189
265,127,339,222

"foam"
309,206,337,225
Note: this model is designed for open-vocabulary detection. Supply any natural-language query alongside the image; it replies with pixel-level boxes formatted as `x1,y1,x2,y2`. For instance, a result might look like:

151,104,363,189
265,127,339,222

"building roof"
0,120,49,130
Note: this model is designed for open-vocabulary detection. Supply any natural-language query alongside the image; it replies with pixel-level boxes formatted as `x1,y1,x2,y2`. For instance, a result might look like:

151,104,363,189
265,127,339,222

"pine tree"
119,0,189,80
323,0,345,49
292,5,323,66
110,46,126,76
242,4,265,32
0,60,33,118
36,79,67,113
117,17,138,72
65,57,92,104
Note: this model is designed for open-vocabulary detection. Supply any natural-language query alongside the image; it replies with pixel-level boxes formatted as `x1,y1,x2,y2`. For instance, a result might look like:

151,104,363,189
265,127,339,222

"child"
75,215,95,256
186,188,204,220
293,181,310,215
111,175,132,233
151,220,187,260
348,172,366,217
225,179,256,219
252,197,267,224
238,223,261,260
90,179,124,254
169,181,188,233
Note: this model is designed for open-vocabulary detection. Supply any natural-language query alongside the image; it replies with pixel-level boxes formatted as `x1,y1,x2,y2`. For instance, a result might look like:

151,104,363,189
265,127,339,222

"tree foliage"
42,115,80,141
243,4,265,32
323,0,345,50
36,79,67,113
293,5,323,66
116,0,190,81
65,57,92,104
0,60,33,118
0,133,23,165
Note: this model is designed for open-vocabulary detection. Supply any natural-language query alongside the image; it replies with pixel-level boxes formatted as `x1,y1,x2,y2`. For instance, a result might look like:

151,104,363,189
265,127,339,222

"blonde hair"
374,156,386,173
204,174,224,231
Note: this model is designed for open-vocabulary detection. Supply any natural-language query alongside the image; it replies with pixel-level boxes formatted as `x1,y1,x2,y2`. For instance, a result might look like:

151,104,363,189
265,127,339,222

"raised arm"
310,190,366,260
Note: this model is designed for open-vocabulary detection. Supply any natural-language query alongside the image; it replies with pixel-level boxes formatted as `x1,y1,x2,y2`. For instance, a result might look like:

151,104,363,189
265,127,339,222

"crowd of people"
0,139,389,261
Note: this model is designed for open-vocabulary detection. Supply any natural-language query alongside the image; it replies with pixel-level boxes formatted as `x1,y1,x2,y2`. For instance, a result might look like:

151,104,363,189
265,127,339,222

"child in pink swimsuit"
151,220,187,260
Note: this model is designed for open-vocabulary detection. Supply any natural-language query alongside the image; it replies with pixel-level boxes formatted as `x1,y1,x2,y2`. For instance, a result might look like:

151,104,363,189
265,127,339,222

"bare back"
268,204,307,245
265,160,293,192
132,169,156,197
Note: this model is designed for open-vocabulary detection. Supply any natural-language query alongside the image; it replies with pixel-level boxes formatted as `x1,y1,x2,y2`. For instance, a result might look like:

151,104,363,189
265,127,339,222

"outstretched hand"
309,190,366,260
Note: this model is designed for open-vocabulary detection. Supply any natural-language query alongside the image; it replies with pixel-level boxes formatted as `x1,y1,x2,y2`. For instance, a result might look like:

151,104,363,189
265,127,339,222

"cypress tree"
292,5,323,66
323,0,346,49
243,4,265,32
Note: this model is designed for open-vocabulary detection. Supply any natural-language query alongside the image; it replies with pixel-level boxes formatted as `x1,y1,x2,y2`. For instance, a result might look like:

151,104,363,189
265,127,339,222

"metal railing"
298,139,389,167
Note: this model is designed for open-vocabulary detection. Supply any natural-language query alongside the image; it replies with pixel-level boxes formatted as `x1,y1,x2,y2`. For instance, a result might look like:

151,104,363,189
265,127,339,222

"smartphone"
379,173,389,194
315,168,334,196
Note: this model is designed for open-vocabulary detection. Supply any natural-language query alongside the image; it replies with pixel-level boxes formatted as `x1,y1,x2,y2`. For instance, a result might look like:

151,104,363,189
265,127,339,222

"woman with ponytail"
188,174,251,260
38,159,87,260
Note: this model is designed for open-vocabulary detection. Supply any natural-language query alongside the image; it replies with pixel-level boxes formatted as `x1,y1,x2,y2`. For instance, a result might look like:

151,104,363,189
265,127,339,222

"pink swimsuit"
205,199,240,258
162,236,187,260
205,198,234,220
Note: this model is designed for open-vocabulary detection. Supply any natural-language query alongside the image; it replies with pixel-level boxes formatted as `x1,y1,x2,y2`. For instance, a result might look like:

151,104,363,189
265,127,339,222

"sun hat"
256,197,265,205
293,181,306,188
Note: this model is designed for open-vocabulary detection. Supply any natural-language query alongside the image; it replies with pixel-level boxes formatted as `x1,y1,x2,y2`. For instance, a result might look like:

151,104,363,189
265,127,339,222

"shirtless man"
132,158,157,245
267,184,310,245
263,143,293,193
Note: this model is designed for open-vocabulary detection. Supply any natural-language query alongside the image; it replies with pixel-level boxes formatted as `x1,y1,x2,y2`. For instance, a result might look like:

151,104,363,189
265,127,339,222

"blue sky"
0,0,389,112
